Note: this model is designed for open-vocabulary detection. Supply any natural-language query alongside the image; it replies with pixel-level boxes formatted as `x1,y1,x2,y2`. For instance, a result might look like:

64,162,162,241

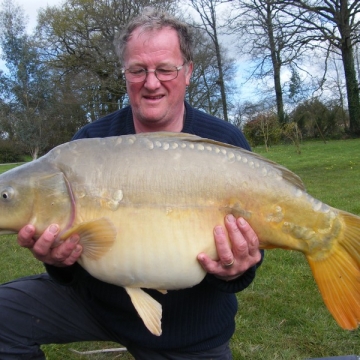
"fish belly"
78,206,223,290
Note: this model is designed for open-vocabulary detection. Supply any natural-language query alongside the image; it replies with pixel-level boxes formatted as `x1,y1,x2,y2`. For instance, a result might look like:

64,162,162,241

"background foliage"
0,0,359,160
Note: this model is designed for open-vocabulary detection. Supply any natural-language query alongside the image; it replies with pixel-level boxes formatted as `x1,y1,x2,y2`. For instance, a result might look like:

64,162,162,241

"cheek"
127,83,142,97
126,88,140,104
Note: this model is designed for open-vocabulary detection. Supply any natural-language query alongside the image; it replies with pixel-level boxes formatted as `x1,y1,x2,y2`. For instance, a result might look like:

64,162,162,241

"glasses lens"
123,65,180,82
155,66,178,81
125,68,146,82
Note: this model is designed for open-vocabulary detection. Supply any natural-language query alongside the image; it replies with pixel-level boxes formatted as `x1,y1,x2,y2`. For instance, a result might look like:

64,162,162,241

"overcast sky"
17,0,63,31
13,0,257,101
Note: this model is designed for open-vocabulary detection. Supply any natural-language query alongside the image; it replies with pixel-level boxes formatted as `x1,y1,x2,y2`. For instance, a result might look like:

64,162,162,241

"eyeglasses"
122,63,185,83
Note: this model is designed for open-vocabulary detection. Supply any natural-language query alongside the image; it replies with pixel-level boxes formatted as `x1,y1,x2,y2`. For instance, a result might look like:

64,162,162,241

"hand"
197,215,262,281
17,224,82,267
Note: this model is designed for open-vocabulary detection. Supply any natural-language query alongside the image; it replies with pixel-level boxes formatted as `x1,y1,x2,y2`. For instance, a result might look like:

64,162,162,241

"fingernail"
69,235,78,244
238,218,246,226
197,254,205,262
226,214,235,222
49,224,59,234
214,226,224,235
25,225,33,234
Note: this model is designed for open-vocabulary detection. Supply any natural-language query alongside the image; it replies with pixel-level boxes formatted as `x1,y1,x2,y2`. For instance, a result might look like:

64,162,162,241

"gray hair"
115,7,193,64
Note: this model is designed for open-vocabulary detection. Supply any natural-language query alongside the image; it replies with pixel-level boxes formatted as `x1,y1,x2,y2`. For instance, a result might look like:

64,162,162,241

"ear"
185,61,193,86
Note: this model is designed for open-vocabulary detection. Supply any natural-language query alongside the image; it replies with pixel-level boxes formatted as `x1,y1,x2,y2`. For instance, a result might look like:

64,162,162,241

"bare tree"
324,53,348,131
227,0,311,124
283,0,360,136
186,24,237,117
187,0,231,121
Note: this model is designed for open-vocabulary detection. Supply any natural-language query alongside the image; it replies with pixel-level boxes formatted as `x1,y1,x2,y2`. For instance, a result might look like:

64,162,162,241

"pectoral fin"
59,217,116,260
125,287,162,336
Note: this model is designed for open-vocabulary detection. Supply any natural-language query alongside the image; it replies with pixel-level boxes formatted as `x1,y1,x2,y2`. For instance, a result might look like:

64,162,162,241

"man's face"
123,27,193,132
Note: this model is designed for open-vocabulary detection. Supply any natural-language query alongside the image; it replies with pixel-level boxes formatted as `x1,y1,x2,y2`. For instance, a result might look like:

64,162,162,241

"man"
0,8,263,359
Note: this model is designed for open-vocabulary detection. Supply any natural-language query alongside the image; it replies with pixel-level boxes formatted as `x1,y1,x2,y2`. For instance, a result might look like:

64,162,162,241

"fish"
0,132,359,336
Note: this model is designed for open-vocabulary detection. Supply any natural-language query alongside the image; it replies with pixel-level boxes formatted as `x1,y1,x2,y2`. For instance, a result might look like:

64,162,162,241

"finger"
48,234,81,265
17,225,36,248
236,217,260,256
213,223,234,267
197,252,243,281
197,252,220,274
60,241,83,266
32,224,60,258
224,220,248,263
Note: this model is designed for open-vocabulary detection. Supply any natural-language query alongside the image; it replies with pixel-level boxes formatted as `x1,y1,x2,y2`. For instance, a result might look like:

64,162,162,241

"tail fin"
307,211,360,330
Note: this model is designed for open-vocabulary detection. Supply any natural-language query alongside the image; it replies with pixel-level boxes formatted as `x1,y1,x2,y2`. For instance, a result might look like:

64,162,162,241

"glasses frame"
122,63,186,83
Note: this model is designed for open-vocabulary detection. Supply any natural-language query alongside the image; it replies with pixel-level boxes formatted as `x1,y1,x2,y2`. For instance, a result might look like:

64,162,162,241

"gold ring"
223,259,235,268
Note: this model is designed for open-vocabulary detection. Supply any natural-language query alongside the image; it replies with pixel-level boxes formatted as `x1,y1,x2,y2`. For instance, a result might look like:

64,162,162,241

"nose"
144,70,161,89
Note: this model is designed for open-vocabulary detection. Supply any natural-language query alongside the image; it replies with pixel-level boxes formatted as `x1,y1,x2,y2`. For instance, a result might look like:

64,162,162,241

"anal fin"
125,287,162,336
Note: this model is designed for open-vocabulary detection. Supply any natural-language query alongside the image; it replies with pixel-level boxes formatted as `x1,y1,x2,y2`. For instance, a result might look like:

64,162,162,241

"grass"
0,139,359,359
0,163,25,173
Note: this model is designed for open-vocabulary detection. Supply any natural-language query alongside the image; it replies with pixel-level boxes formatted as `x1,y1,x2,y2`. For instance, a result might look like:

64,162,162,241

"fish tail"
307,210,360,330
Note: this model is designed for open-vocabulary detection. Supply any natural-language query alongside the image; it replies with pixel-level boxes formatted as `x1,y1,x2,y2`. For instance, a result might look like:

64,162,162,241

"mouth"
143,95,164,101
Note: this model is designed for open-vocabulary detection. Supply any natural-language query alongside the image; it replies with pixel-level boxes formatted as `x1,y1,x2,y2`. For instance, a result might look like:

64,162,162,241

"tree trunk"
209,1,228,122
266,2,285,124
340,35,360,135
214,36,229,122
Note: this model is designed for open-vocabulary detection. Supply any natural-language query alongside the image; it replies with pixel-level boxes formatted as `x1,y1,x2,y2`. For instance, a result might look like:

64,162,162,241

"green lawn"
0,139,359,359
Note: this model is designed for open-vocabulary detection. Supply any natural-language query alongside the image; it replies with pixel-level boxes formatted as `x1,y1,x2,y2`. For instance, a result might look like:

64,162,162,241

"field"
0,139,359,359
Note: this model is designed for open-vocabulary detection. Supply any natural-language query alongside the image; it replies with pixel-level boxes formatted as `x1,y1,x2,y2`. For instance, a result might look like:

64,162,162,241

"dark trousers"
0,274,232,360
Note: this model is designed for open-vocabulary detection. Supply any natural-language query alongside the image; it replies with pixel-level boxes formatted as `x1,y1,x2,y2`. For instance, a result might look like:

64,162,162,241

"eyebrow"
126,61,179,68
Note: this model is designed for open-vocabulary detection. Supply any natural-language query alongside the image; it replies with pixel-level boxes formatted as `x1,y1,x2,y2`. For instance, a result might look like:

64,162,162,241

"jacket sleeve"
204,251,264,293
44,263,82,286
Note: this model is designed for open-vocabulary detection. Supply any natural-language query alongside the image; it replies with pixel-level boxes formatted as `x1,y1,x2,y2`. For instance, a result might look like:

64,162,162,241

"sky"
13,0,258,102
0,0,61,70
17,0,63,31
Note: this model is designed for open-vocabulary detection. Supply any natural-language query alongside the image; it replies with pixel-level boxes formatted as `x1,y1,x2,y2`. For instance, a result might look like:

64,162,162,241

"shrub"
0,141,24,163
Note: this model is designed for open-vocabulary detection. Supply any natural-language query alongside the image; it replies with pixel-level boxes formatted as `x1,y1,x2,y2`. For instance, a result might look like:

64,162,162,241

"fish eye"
1,187,14,201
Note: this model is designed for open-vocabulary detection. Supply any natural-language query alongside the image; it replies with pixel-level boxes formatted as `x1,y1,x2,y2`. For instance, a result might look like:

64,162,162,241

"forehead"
124,27,183,65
